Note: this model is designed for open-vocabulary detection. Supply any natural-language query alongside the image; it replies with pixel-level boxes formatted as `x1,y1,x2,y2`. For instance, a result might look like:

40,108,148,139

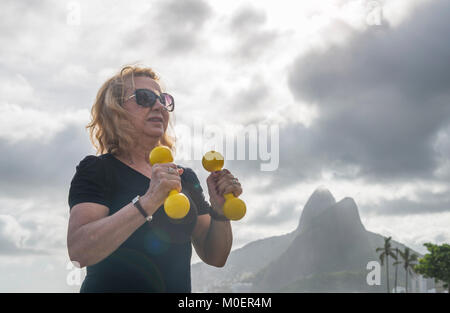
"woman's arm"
191,169,242,267
67,195,159,268
192,215,232,267
68,162,183,268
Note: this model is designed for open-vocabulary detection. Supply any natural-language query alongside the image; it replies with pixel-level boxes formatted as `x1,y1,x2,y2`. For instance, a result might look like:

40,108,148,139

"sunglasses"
126,89,175,112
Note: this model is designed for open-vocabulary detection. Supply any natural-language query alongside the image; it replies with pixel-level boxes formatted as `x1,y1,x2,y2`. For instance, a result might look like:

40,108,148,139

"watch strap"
132,196,152,222
210,209,230,221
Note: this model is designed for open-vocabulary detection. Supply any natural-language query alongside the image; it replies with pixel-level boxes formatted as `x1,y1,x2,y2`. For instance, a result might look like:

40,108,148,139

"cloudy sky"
0,0,449,292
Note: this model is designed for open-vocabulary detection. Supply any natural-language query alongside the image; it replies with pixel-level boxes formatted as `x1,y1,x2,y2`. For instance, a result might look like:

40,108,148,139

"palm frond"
379,253,385,266
388,251,397,259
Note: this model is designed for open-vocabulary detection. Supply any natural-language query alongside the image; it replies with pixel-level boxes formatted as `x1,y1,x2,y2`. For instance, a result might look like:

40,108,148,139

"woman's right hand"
141,163,184,213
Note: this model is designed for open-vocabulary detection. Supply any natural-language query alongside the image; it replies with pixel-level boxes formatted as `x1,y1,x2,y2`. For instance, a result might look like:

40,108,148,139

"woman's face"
122,76,170,140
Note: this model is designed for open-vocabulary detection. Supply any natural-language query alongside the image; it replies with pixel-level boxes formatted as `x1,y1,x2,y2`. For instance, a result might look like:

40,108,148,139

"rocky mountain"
296,186,336,233
191,187,431,292
252,194,376,292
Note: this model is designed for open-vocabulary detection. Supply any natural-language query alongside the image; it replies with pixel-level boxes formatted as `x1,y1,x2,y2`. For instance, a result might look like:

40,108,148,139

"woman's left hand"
206,169,243,213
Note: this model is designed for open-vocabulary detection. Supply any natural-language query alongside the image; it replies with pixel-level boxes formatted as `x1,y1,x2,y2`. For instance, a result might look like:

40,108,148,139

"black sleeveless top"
68,153,212,293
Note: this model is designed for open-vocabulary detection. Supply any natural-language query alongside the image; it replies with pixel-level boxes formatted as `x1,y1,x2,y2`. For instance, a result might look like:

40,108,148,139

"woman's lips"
147,117,163,123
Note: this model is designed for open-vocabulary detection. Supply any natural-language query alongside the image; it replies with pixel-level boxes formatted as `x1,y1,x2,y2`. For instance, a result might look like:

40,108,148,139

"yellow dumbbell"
202,150,246,221
149,146,190,219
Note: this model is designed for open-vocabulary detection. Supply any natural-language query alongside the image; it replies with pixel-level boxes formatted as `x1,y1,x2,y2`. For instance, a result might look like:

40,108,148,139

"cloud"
0,206,68,256
0,215,30,254
0,121,95,198
362,188,450,215
18,211,68,253
125,0,213,55
228,6,280,61
229,6,267,32
361,212,450,255
223,75,270,123
0,214,51,255
285,0,450,183
0,104,89,143
157,0,213,52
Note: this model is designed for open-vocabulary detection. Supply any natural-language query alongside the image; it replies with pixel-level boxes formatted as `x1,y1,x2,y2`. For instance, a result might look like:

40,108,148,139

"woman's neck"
118,139,159,167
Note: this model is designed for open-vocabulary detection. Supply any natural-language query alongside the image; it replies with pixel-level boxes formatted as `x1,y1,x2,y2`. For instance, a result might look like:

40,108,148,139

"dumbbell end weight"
164,191,190,219
223,193,246,221
202,151,224,172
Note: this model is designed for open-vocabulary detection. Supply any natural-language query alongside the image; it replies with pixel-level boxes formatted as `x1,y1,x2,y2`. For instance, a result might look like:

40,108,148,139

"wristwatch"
132,195,152,222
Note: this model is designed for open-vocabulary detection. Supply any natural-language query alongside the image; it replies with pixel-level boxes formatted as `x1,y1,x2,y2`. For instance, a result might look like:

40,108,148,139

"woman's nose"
151,98,164,111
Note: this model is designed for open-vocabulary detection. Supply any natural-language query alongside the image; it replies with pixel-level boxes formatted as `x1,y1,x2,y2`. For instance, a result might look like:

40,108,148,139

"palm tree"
376,236,397,293
398,247,418,293
393,248,400,293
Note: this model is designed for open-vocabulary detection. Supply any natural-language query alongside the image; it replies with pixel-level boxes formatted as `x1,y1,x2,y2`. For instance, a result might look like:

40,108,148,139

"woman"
67,65,242,292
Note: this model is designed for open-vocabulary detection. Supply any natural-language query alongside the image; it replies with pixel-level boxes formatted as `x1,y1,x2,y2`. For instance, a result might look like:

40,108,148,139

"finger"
233,185,243,197
216,175,235,192
216,179,229,194
162,178,182,193
220,178,241,195
211,172,220,182
207,173,217,187
153,163,176,174
217,180,238,195
171,180,182,193
212,169,228,181
222,184,242,197
152,165,166,179
157,163,178,170
217,169,232,181
216,173,234,185
207,176,220,196
161,172,182,181
153,171,179,183
160,163,181,176
207,172,215,183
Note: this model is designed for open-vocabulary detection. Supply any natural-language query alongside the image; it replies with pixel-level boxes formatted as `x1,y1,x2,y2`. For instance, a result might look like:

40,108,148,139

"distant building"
410,274,436,293
393,286,406,293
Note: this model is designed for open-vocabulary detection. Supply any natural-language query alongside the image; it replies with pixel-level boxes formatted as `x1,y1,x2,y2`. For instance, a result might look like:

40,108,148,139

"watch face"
132,195,140,203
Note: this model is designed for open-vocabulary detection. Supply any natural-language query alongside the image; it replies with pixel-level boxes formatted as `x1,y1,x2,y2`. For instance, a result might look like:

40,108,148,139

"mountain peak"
333,197,365,231
310,186,335,201
297,186,336,232
337,197,357,207
315,185,331,192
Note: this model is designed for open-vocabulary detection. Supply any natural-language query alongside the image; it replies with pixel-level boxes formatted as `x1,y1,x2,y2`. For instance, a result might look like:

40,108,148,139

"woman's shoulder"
69,154,114,210
75,153,113,173
179,166,204,190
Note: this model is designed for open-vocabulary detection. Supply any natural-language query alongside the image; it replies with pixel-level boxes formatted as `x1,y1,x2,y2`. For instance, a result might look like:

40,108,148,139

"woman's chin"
144,127,165,138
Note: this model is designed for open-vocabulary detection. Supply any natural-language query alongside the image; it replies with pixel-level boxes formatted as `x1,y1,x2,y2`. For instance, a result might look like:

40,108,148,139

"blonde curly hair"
86,65,175,156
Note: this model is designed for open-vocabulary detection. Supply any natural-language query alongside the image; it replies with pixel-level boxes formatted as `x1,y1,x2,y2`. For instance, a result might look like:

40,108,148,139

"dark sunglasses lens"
135,90,156,107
